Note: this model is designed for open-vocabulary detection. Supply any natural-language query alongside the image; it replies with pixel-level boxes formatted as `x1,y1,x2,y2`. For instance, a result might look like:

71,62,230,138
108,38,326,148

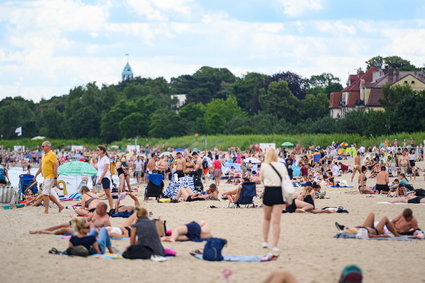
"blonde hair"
135,206,148,218
264,148,278,164
71,217,89,234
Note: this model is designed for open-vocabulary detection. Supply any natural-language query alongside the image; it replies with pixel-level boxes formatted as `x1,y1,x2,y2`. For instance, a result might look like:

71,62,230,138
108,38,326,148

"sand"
1,157,425,283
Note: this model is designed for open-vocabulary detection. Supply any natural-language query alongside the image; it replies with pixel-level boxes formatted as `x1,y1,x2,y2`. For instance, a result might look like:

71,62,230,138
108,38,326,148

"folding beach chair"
144,173,164,200
228,182,257,208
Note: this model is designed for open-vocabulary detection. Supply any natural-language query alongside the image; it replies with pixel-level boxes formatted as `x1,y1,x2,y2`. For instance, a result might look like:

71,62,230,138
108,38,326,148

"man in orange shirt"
33,141,64,214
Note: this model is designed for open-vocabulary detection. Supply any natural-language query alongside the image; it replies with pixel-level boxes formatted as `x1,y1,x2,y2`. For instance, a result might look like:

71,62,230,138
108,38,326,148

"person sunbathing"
174,187,208,202
74,186,102,216
161,220,212,242
109,192,140,215
389,194,425,204
284,186,336,214
391,208,419,235
29,202,111,235
221,178,249,202
335,212,400,238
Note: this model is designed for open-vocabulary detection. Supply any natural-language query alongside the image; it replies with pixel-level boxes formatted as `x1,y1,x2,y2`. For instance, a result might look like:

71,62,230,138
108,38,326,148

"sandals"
48,248,62,255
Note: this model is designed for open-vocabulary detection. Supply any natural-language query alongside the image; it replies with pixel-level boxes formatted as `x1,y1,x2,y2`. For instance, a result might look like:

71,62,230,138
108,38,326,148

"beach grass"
3,132,424,151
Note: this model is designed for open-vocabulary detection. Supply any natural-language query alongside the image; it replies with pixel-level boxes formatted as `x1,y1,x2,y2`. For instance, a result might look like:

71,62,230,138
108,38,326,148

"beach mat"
192,253,275,262
377,202,425,205
330,186,354,188
56,235,129,240
335,233,418,241
91,253,123,259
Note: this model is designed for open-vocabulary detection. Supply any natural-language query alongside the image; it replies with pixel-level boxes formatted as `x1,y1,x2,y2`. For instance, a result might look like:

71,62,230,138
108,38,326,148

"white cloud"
279,0,324,17
127,0,193,21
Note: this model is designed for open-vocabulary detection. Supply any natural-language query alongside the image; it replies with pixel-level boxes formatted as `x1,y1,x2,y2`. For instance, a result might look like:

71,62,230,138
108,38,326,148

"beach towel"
111,211,133,218
164,179,180,198
334,233,418,241
377,202,425,205
91,253,123,259
330,186,354,188
56,235,130,240
191,253,276,262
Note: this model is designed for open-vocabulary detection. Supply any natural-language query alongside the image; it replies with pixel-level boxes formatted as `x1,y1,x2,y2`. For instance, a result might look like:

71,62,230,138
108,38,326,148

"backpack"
202,237,227,261
202,160,209,169
65,245,90,257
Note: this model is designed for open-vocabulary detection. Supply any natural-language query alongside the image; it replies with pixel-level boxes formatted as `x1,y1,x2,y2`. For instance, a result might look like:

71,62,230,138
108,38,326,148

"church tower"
121,55,134,81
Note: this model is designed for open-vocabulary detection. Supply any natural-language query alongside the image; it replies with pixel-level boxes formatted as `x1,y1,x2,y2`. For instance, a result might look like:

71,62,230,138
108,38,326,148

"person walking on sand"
260,148,287,256
33,141,64,214
351,152,362,182
94,145,114,210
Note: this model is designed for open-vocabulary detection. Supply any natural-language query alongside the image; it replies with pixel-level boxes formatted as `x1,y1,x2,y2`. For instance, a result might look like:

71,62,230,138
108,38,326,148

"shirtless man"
192,152,203,180
375,166,389,194
156,155,169,176
398,150,409,175
29,202,111,235
351,152,362,182
391,208,419,235
146,153,157,174
173,152,186,179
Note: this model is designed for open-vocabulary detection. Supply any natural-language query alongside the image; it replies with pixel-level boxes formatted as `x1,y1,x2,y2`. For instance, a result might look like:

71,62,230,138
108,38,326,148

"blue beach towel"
192,254,275,262
334,233,418,241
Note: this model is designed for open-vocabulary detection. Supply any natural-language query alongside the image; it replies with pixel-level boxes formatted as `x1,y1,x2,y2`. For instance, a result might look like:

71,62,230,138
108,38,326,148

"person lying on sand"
284,186,336,214
389,194,425,204
108,191,140,215
161,221,212,242
335,212,400,238
174,187,209,202
105,212,138,239
29,202,111,235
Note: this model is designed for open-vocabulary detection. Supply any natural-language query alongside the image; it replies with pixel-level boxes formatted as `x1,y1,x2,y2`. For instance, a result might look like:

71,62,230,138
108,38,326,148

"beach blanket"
91,253,123,259
330,186,354,188
334,233,418,241
164,179,180,198
59,192,81,201
377,202,425,205
192,253,275,262
56,235,130,240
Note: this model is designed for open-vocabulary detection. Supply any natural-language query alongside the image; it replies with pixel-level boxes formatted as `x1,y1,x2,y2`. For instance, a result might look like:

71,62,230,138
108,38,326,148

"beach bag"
122,244,153,259
269,163,294,204
65,245,89,257
154,219,167,237
202,237,227,261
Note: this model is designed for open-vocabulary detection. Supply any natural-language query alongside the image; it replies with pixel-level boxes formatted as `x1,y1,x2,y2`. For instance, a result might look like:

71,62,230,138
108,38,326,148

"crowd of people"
1,138,423,282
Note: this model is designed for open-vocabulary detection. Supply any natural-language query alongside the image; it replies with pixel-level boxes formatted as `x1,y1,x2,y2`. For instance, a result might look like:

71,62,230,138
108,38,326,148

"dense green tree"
231,72,268,114
266,71,308,99
390,91,425,132
379,84,415,113
203,97,245,134
259,81,300,124
366,55,417,70
148,109,182,138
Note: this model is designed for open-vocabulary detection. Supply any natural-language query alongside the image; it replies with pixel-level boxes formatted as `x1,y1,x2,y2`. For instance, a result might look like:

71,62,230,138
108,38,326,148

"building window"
412,81,415,84
404,81,408,84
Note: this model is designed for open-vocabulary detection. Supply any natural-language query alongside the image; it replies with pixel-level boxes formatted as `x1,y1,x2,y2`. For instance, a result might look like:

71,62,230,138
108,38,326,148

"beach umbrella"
58,161,97,176
281,142,294,147
192,148,199,153
175,148,185,152
340,142,348,147
159,152,173,157
244,157,260,163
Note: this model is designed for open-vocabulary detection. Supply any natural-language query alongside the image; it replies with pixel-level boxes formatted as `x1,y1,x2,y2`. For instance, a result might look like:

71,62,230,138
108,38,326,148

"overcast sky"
0,0,424,101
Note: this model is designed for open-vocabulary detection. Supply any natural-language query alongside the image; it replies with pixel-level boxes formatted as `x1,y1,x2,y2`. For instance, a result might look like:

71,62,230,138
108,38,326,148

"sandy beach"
1,157,424,283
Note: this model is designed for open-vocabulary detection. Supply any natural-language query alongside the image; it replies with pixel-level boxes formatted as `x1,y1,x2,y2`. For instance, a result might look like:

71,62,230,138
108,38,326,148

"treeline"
0,56,423,142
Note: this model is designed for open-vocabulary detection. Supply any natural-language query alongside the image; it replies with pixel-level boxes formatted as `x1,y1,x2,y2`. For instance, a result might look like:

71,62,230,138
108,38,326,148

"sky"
0,0,425,101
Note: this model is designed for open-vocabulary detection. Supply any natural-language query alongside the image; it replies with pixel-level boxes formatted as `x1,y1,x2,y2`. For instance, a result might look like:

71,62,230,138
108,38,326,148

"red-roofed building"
329,67,425,118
